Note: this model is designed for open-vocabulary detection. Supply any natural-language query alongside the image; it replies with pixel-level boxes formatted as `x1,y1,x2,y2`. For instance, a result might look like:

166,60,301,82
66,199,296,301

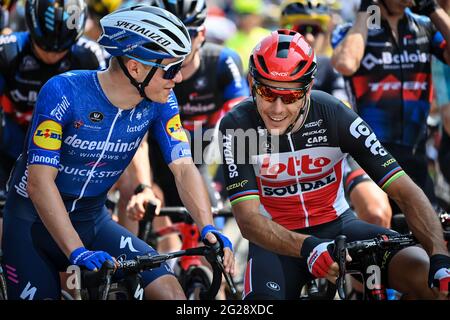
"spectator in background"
435,0,450,184
84,0,123,41
225,0,271,72
280,0,392,228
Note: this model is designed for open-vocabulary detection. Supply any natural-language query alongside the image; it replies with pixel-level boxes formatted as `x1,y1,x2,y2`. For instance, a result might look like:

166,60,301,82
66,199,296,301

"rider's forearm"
27,167,83,258
170,159,213,229
430,8,450,60
331,12,370,76
233,203,309,257
388,176,448,256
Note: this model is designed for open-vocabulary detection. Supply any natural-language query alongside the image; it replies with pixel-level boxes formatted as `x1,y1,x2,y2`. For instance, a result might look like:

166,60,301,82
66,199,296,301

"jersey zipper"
287,132,310,227
69,109,123,212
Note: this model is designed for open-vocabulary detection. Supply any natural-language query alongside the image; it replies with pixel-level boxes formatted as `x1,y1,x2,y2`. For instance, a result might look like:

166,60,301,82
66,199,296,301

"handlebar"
334,234,417,300
138,204,233,241
80,244,236,300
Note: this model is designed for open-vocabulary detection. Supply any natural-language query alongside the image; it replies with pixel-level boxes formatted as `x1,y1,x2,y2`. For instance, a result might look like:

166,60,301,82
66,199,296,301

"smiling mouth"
269,115,287,122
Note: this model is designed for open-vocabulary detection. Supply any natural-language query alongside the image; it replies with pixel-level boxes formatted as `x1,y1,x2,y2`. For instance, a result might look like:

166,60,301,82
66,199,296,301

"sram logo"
259,154,331,179
349,118,387,156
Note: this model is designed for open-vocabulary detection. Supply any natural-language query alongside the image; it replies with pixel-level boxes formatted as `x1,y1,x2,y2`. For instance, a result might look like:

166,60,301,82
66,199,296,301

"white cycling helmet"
97,5,192,99
98,5,191,60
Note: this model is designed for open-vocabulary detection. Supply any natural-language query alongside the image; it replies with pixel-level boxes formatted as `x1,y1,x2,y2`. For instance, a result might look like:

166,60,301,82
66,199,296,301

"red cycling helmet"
249,29,317,86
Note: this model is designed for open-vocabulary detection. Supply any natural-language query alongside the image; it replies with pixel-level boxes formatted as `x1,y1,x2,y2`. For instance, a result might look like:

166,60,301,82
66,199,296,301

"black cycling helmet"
149,0,207,26
25,0,87,52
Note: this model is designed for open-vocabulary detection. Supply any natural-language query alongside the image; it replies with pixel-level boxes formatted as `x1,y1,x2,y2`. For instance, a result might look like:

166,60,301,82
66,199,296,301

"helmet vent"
290,60,307,77
142,19,164,29
256,55,269,74
276,41,290,58
160,28,185,47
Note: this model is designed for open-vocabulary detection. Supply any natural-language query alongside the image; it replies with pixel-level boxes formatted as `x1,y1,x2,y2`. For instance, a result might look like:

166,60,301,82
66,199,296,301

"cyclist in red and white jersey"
219,30,450,299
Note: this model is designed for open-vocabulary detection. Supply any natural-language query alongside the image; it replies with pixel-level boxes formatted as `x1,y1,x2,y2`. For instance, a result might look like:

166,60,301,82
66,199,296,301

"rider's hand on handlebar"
429,254,450,299
200,225,235,277
126,186,161,221
301,236,352,284
69,247,117,271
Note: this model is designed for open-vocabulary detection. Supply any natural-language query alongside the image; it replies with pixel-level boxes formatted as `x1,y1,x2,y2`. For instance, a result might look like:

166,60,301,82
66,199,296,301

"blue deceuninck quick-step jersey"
5,70,191,221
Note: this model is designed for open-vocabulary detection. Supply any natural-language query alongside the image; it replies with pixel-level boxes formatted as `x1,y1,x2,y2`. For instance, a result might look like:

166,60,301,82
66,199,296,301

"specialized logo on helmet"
33,120,63,151
115,21,171,47
166,115,188,142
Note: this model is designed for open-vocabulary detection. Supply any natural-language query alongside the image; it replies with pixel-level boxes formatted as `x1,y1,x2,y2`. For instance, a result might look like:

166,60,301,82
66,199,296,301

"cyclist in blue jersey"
0,0,106,247
119,0,249,236
1,5,234,300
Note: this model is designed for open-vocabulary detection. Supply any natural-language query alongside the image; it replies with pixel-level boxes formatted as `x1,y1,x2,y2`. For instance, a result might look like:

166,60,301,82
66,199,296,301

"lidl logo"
165,114,188,142
33,120,62,150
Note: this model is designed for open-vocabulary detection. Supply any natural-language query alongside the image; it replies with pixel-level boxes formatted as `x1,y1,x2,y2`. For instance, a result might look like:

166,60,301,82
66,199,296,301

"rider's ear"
126,59,142,78
247,74,254,88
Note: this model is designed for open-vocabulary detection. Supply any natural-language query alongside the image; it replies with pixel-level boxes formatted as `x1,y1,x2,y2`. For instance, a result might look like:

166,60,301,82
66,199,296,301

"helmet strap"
285,96,309,134
117,56,160,101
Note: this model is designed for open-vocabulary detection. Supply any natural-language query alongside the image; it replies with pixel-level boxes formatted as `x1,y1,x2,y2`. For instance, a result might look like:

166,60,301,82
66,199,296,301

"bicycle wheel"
180,265,213,300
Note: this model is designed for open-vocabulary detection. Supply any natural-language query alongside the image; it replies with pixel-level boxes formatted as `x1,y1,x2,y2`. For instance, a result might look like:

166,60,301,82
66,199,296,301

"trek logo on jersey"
166,115,188,142
262,173,337,196
349,118,387,156
259,154,332,179
369,81,427,92
33,120,63,151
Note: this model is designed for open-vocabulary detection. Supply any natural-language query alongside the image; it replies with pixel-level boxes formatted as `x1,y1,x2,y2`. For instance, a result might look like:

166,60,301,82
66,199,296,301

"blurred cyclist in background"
225,0,271,72
280,0,392,228
0,0,106,246
84,0,122,41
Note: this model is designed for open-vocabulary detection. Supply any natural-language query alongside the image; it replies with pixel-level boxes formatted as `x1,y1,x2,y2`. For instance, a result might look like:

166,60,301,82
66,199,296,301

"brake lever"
334,235,347,300
204,240,237,295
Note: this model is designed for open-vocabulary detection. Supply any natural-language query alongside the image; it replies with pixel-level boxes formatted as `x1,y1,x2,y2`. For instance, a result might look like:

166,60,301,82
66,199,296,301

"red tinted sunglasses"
253,79,309,104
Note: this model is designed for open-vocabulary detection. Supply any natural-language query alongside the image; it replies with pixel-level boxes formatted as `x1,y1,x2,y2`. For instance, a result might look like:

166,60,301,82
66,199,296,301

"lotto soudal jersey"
219,91,405,229
0,32,106,127
332,10,448,147
6,70,191,221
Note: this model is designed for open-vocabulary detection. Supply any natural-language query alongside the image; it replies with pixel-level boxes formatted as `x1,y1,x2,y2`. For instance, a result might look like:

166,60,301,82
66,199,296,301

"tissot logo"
89,112,104,123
